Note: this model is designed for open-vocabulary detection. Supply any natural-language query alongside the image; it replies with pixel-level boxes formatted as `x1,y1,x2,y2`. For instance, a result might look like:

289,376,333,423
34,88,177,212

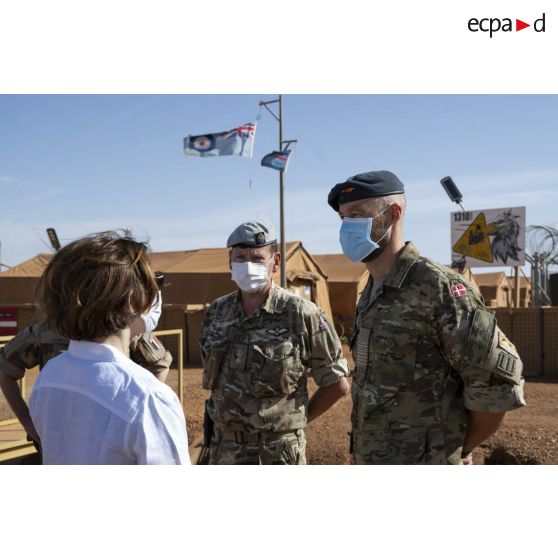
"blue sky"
1,94,557,272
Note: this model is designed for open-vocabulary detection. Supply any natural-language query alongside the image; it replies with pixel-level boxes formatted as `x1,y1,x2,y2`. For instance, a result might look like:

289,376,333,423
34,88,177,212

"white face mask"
231,261,271,293
140,291,162,333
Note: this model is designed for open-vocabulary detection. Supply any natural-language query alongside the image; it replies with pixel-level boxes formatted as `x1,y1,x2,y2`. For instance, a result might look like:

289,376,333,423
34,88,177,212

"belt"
215,428,299,444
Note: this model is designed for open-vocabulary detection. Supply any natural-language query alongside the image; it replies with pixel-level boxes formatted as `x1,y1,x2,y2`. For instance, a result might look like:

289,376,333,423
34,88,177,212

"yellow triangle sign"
452,212,493,263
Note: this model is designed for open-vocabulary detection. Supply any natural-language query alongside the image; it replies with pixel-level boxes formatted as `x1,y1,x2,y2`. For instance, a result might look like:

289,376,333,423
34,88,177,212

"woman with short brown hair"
30,231,189,464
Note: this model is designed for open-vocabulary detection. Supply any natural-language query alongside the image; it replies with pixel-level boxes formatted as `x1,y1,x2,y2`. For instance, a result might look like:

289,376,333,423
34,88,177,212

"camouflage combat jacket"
0,322,172,380
350,242,526,465
199,284,349,434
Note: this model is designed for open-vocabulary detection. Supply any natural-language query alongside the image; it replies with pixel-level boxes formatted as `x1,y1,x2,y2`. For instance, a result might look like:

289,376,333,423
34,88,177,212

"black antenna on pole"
46,228,61,251
440,176,465,212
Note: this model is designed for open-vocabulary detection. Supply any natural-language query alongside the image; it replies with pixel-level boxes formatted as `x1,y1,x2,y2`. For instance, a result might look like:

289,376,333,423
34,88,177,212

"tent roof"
0,253,53,277
506,275,532,288
0,242,304,277
313,254,367,283
473,272,509,288
151,242,302,274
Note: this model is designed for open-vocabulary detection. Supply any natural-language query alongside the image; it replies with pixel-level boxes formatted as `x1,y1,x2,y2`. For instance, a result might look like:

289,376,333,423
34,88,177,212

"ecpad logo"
468,13,546,37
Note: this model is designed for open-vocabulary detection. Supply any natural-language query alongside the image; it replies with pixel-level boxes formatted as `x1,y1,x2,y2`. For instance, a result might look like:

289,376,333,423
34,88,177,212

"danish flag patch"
451,284,467,297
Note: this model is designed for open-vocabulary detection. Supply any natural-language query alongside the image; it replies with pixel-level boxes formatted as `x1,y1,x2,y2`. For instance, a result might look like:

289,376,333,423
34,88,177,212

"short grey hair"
376,193,406,215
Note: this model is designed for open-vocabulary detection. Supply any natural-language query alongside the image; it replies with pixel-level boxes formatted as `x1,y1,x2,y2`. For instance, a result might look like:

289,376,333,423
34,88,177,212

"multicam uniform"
200,284,349,465
350,242,526,465
0,322,172,380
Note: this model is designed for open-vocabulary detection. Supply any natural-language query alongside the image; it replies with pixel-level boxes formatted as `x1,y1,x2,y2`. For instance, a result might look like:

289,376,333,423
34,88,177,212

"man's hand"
24,421,41,445
462,410,506,461
461,451,474,465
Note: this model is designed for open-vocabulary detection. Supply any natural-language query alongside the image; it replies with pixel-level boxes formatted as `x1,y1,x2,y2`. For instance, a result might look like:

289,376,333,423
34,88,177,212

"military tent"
505,275,532,307
473,271,512,308
313,254,368,337
0,241,332,364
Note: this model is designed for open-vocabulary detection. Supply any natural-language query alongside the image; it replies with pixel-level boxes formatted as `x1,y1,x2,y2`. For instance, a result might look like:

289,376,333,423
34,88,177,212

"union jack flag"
220,123,256,140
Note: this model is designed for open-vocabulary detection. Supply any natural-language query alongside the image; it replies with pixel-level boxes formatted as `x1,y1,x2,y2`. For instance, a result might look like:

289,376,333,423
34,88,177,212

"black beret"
327,170,405,211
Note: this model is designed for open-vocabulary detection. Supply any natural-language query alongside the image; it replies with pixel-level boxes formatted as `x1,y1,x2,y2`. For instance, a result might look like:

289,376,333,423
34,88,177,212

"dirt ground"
177,368,558,465
2,349,557,465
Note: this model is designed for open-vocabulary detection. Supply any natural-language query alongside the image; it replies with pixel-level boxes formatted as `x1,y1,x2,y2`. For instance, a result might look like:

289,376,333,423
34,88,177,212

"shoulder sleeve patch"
465,317,523,385
463,307,496,367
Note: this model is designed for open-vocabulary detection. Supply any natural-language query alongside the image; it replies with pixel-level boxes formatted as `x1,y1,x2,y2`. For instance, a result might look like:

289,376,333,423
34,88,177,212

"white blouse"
30,339,189,465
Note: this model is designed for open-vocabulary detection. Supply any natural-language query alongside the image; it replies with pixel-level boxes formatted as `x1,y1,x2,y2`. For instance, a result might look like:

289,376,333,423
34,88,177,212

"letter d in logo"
534,13,546,32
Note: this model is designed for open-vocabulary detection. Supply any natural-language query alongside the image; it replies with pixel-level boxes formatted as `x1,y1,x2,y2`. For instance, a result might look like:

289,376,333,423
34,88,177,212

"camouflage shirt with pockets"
350,241,526,465
199,284,349,434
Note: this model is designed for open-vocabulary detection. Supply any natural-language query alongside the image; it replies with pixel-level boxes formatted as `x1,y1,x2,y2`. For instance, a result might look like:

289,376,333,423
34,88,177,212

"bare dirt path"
3,355,556,465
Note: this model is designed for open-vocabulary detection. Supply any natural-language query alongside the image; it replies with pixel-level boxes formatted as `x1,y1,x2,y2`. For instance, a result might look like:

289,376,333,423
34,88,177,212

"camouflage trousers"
209,429,306,465
351,428,466,465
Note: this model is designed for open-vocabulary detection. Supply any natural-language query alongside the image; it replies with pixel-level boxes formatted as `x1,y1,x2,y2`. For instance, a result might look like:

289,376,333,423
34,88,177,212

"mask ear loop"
371,204,394,244
374,203,393,219
375,224,393,245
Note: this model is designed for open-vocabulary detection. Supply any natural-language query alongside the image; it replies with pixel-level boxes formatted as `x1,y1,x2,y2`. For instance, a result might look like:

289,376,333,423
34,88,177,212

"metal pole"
259,95,292,289
533,254,539,306
178,329,184,407
278,94,286,288
514,266,520,308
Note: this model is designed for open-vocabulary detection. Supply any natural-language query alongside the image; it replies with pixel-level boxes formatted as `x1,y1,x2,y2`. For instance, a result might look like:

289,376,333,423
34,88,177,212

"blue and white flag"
184,122,257,158
261,150,292,172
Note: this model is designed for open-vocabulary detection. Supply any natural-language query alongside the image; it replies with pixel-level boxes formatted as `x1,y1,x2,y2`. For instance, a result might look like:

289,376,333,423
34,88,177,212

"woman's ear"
125,292,146,335
124,291,135,315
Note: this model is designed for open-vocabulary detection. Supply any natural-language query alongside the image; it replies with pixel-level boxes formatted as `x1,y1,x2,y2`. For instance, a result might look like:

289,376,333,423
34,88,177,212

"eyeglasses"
155,271,165,289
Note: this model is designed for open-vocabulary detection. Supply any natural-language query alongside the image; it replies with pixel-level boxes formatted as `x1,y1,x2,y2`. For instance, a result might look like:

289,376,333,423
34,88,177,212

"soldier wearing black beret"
328,170,525,465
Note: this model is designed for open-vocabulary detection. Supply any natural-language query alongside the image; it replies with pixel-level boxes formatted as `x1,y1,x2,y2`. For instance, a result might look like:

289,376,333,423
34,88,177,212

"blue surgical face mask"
339,206,392,262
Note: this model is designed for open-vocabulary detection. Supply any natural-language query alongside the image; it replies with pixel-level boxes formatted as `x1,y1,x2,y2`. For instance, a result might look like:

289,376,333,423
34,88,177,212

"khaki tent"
472,272,531,308
0,241,331,314
505,275,532,307
459,268,480,291
0,242,332,364
473,272,512,308
149,241,331,316
313,254,368,336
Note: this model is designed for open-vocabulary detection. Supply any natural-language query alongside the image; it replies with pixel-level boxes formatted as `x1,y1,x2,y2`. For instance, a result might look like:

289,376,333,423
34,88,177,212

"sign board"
450,207,526,268
0,307,17,336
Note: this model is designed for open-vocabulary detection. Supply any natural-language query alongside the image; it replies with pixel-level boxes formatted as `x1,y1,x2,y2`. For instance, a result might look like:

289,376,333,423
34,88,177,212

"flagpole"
278,95,287,288
259,95,288,289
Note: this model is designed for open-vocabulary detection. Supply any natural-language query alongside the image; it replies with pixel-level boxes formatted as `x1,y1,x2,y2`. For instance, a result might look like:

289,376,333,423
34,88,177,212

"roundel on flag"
270,157,284,169
190,134,216,152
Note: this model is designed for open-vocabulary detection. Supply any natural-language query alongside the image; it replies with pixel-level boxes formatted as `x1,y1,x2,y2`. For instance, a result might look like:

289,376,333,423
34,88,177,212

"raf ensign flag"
184,122,257,158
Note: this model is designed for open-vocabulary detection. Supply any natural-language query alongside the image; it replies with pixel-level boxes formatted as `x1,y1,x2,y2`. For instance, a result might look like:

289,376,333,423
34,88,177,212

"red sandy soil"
2,348,556,465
